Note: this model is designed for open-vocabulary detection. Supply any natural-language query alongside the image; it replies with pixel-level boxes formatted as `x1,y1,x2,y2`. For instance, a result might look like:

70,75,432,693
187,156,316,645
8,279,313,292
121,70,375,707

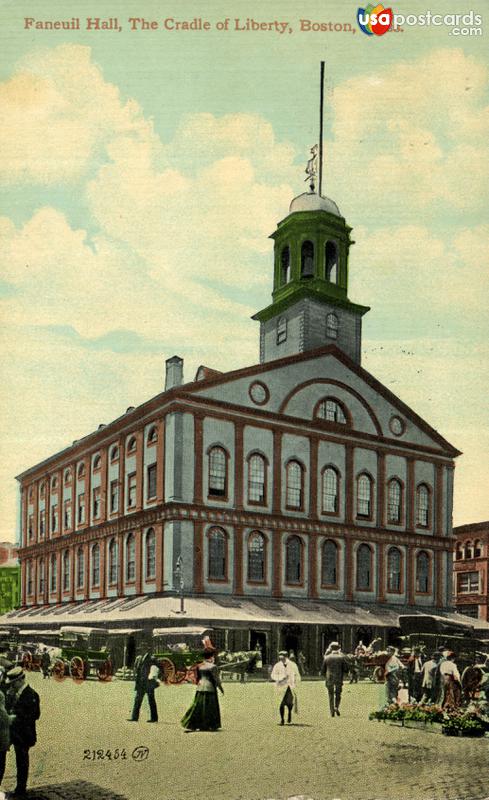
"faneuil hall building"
7,167,478,669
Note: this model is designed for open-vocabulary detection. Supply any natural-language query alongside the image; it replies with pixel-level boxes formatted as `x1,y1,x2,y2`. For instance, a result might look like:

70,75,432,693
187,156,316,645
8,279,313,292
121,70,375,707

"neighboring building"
6,175,465,668
0,541,20,614
453,521,489,622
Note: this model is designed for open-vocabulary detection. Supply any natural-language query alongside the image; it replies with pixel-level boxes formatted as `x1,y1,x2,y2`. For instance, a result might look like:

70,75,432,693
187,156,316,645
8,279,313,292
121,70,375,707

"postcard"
0,1,488,799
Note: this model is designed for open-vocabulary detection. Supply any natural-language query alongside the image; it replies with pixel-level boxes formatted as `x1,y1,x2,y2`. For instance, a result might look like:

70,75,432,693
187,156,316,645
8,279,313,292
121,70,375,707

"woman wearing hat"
181,648,224,732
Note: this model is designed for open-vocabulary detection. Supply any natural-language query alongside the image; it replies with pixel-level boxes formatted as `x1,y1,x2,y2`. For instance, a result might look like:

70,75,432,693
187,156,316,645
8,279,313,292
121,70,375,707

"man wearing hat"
4,666,40,797
270,651,300,725
384,646,404,704
321,642,349,717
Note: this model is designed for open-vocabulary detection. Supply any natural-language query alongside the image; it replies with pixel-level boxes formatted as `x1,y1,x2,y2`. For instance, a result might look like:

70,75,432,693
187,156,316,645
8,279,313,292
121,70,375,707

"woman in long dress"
181,649,224,731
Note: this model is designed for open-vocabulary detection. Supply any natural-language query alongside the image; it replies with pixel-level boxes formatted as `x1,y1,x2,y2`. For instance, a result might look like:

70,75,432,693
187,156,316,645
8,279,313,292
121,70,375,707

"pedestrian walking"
321,642,349,717
40,649,51,680
127,651,160,723
271,651,300,725
181,648,224,731
407,646,424,702
4,665,41,798
384,646,404,705
420,652,442,704
0,691,11,795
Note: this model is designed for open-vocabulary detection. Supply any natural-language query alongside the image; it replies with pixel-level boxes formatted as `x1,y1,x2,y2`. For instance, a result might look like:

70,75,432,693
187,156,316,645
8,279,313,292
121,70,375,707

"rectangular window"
77,493,85,525
110,480,119,514
93,487,101,519
127,473,137,508
458,605,479,619
39,510,45,538
51,504,58,533
147,464,157,500
64,501,72,530
28,515,34,541
457,572,480,594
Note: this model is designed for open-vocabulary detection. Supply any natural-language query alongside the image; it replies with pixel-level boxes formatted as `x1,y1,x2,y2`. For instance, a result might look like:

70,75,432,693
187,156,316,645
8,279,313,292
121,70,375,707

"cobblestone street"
1,674,488,800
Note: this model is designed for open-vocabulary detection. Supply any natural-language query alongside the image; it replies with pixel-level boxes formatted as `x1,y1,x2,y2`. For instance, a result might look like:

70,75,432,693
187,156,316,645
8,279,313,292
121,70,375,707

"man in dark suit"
321,642,350,717
5,666,41,798
407,646,425,702
128,651,160,723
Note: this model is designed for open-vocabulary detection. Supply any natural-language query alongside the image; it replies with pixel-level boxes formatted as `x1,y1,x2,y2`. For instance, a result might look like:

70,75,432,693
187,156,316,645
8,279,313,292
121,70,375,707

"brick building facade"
453,521,489,622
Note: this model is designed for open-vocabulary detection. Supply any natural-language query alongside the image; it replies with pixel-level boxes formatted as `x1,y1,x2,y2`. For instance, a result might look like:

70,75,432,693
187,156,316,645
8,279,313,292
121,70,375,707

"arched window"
247,453,266,505
280,246,290,285
110,445,119,462
91,544,100,587
51,475,58,490
285,460,304,510
247,531,266,582
126,533,135,582
62,550,70,592
50,553,57,592
326,313,339,340
387,479,402,523
325,240,338,283
285,536,303,584
301,240,314,277
28,487,33,503
356,544,372,590
147,426,158,445
108,539,118,585
38,558,45,594
39,482,45,499
208,527,227,581
464,541,473,559
357,474,373,519
208,446,228,499
321,539,338,586
474,540,482,558
93,454,101,471
277,316,287,345
416,484,430,527
316,397,347,424
64,468,72,485
76,547,84,589
145,528,156,580
416,551,430,593
455,543,463,560
127,436,137,454
387,547,402,592
322,467,339,514
77,463,85,479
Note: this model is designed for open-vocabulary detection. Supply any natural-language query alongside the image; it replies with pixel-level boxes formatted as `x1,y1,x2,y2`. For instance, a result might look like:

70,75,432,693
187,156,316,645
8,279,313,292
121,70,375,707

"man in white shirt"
439,652,462,709
271,651,300,725
384,646,404,704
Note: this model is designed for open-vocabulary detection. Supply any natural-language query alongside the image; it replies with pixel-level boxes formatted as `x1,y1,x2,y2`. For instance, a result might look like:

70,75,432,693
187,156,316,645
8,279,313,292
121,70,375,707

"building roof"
453,521,489,536
2,596,487,632
289,191,342,218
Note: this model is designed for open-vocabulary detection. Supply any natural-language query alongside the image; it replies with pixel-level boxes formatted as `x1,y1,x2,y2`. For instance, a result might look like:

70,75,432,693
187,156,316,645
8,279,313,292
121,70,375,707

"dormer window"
280,246,290,285
325,240,338,283
301,240,314,278
326,313,339,340
276,316,287,345
316,397,347,424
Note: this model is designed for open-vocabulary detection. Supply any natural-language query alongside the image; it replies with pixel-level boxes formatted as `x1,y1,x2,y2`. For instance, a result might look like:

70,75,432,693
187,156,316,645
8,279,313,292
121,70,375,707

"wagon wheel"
52,659,67,682
70,656,86,683
22,652,33,671
97,659,113,682
158,657,176,684
372,666,385,683
172,669,188,685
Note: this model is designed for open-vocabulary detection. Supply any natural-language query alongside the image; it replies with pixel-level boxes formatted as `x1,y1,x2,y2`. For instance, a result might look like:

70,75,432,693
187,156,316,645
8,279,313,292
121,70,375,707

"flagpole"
319,61,325,197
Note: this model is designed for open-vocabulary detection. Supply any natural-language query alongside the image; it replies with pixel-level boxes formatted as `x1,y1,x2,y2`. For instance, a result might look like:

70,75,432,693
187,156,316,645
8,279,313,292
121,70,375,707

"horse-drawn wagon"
53,626,112,681
152,627,214,684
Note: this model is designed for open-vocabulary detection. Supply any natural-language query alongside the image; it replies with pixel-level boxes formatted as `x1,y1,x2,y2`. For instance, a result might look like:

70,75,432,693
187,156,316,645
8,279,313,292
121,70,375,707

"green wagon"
152,627,214,684
53,626,112,682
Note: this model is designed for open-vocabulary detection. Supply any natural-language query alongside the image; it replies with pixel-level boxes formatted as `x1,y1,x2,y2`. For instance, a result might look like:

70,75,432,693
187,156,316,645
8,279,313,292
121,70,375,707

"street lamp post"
175,555,185,614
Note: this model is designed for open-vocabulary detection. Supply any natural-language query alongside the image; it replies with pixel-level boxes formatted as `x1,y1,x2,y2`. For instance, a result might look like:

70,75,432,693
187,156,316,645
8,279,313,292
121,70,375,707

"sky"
0,0,488,541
